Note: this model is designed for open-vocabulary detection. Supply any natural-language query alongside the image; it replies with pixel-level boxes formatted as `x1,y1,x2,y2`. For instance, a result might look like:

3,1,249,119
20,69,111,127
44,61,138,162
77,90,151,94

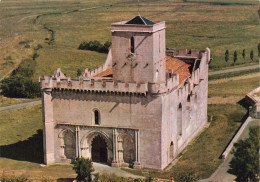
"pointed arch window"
131,37,135,53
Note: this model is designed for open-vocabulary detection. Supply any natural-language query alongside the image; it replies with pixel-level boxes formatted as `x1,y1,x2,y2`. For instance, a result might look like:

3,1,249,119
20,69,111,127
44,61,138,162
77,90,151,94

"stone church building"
40,16,211,170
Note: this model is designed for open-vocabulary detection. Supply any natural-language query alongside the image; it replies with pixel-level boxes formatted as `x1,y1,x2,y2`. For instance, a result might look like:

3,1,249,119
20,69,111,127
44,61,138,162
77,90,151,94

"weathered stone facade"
40,16,211,170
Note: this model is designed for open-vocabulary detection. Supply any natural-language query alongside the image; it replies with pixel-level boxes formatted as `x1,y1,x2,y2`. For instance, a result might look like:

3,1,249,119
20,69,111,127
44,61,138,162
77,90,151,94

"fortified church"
40,16,211,170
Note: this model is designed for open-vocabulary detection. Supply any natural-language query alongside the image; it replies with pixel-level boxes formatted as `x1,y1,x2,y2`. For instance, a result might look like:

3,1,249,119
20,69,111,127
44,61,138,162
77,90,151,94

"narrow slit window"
131,37,135,53
94,110,100,125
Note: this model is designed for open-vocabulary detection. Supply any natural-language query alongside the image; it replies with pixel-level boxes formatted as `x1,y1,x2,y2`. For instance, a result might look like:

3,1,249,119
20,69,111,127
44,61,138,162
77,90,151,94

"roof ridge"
139,15,147,25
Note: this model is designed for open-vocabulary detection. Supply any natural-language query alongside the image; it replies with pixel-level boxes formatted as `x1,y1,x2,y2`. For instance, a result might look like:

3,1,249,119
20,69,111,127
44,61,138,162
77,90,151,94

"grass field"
0,0,259,81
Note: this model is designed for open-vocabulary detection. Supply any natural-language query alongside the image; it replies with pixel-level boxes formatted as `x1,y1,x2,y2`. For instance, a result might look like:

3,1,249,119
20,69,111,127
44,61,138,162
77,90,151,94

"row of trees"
78,40,111,53
225,49,255,63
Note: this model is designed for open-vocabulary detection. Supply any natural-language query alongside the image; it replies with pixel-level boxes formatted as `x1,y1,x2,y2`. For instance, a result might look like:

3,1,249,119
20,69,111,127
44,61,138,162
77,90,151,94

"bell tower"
111,15,166,84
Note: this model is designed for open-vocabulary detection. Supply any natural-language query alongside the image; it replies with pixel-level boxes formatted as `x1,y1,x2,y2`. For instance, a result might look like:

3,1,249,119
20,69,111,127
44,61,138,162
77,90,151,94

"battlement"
40,75,148,95
166,48,203,59
40,68,181,95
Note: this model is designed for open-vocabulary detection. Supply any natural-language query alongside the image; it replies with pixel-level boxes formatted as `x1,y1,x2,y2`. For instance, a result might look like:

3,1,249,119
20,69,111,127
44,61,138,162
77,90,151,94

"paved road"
0,100,41,112
209,64,260,76
200,119,259,182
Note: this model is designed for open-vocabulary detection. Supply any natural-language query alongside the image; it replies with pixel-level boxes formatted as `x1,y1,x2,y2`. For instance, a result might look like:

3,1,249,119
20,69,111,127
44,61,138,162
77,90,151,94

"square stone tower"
111,15,166,84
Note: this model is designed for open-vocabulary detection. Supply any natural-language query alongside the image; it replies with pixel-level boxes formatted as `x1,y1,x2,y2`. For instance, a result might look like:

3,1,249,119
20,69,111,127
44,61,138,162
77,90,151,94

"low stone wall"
221,117,252,159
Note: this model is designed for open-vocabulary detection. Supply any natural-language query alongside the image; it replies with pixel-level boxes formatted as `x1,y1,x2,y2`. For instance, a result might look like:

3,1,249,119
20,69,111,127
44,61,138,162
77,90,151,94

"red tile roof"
166,56,191,83
94,68,113,77
94,56,191,83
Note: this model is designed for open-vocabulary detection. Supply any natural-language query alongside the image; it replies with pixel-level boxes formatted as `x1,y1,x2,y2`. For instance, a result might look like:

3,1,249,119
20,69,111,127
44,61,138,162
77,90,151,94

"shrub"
233,51,237,63
73,158,94,181
77,69,82,77
0,58,40,98
78,40,111,53
225,49,229,62
32,52,39,60
0,76,41,98
242,49,245,59
257,43,260,57
250,50,254,61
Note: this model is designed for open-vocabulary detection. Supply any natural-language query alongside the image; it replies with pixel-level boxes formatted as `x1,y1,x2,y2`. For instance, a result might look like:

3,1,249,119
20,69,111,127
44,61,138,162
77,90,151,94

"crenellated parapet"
166,48,202,59
40,75,148,95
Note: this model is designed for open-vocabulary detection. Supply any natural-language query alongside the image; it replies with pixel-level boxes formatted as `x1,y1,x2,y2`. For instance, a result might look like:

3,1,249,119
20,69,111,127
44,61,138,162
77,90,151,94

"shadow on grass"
0,129,43,163
57,179,75,182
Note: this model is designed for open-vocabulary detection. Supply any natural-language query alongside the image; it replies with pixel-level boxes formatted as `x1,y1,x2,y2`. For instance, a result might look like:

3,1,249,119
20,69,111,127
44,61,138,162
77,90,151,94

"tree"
77,69,82,77
229,126,259,182
73,158,94,181
250,50,254,61
242,49,245,59
258,43,260,57
0,76,41,98
233,51,237,63
225,49,229,62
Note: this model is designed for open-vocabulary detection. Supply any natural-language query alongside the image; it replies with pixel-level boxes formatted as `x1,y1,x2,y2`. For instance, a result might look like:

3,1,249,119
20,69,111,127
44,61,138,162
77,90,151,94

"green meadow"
0,0,259,81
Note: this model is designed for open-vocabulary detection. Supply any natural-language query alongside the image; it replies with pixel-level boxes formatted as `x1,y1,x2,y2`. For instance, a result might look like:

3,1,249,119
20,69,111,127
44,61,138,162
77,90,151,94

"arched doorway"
91,135,108,163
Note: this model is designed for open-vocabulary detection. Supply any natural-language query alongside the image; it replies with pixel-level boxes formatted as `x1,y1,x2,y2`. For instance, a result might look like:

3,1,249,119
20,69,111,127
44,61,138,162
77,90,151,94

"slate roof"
126,15,155,25
94,56,191,84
